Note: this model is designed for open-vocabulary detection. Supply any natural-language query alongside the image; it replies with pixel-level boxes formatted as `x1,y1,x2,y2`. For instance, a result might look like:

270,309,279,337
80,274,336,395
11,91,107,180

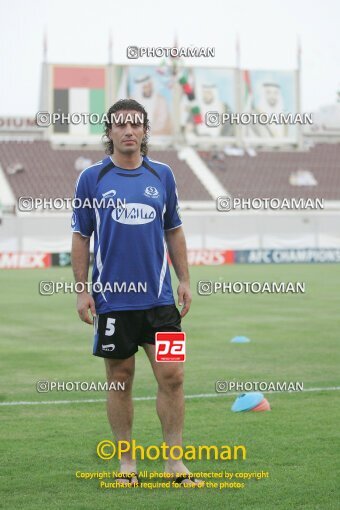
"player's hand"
177,282,192,318
76,292,96,325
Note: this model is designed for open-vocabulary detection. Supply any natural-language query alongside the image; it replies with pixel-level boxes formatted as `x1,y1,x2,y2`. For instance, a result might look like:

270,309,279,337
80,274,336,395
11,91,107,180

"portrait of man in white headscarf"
255,82,288,137
197,84,234,137
243,71,296,139
130,72,172,136
181,68,235,138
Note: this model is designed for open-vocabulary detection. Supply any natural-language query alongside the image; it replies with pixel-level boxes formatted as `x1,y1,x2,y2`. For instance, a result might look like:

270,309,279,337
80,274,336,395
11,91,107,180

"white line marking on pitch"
0,386,339,407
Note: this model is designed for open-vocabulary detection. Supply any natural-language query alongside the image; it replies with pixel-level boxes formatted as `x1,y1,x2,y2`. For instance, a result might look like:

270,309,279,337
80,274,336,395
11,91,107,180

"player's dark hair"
103,99,150,156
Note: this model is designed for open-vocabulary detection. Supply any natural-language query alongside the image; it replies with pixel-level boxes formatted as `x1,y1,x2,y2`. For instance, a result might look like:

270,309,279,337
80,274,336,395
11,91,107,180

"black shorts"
93,304,182,359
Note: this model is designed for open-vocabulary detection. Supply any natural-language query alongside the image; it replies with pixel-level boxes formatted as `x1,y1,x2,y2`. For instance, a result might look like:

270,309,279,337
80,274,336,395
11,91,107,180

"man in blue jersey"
71,99,200,487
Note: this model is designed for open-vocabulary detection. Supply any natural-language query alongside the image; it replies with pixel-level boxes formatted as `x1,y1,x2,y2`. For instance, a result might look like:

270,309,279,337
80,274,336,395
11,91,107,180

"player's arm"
71,232,96,325
165,226,192,318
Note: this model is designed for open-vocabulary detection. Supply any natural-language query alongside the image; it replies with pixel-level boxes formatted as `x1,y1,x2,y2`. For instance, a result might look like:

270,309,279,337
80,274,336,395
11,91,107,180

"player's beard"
116,140,141,155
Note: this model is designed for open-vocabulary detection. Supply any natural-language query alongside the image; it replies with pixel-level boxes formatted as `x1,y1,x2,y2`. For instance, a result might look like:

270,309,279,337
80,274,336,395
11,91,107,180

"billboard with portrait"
241,70,298,141
180,67,236,139
123,66,174,136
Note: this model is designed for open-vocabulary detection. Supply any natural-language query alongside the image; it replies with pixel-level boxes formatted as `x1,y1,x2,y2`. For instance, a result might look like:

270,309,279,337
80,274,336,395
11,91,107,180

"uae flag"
243,70,253,112
53,66,106,135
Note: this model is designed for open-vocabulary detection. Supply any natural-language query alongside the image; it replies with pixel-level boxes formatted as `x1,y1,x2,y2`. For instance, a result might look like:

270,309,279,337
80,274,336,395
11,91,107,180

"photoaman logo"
155,332,186,362
96,439,246,461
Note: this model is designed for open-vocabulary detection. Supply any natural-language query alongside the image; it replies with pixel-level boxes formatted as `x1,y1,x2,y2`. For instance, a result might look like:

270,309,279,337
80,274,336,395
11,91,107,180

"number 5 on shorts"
105,318,116,336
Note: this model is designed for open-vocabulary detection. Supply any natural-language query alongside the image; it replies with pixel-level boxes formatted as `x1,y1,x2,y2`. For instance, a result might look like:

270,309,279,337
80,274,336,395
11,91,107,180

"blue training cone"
230,336,251,343
231,392,264,412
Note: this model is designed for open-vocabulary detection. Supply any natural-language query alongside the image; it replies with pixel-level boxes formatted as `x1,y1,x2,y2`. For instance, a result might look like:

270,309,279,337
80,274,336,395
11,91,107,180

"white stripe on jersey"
146,157,170,166
72,230,91,238
158,237,168,298
164,223,182,231
94,207,107,303
162,203,166,229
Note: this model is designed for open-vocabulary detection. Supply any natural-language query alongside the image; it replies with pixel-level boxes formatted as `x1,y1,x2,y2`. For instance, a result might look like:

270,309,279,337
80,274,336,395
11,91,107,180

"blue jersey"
71,155,182,313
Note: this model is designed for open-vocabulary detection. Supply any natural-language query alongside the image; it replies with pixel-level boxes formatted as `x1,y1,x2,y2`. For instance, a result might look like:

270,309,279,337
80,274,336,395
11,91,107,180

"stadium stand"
0,141,210,203
199,143,340,201
2,141,340,207
148,150,211,200
0,140,340,254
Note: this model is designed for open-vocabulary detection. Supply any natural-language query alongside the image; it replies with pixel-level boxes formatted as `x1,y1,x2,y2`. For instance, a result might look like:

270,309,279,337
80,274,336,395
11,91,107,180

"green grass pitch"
1,264,339,509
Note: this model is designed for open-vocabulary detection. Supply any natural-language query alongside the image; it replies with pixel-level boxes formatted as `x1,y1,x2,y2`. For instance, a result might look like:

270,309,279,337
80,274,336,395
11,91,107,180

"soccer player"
71,99,199,486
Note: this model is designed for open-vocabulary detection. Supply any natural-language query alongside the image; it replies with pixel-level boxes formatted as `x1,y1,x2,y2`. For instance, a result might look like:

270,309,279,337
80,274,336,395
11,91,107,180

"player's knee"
105,360,134,386
158,367,184,392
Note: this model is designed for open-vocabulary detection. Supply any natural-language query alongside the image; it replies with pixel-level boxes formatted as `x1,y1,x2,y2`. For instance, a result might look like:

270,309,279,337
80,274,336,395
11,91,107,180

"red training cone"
251,398,271,412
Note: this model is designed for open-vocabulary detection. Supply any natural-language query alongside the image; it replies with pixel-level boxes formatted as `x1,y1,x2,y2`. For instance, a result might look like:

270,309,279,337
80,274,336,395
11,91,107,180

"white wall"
1,209,340,252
